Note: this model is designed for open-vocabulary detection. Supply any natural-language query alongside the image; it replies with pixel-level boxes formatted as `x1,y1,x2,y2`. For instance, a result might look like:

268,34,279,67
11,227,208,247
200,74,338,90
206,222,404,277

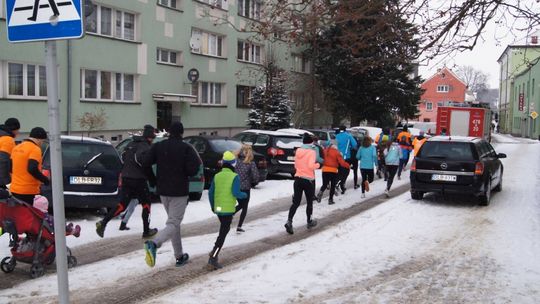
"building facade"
0,0,331,143
497,36,540,136
417,67,467,122
509,57,540,139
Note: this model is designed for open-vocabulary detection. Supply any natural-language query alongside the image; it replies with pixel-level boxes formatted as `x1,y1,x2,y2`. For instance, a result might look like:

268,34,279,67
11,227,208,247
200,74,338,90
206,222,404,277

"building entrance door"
157,102,172,131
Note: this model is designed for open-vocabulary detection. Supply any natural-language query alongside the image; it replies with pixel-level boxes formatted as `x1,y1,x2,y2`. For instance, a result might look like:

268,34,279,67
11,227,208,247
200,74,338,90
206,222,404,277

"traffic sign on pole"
5,0,83,43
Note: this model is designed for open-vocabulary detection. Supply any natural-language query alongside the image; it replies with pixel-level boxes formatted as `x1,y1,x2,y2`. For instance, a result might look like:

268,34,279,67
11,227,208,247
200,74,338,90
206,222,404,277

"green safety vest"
213,168,237,214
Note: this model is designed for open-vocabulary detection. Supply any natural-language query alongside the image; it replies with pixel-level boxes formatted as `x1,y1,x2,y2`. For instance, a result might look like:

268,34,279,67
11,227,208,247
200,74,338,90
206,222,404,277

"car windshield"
418,142,474,161
275,136,303,149
45,142,122,170
210,139,242,153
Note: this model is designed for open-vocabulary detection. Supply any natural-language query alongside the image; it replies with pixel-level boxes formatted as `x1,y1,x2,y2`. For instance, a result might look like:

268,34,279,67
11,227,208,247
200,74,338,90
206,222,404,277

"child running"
207,151,247,270
234,144,259,233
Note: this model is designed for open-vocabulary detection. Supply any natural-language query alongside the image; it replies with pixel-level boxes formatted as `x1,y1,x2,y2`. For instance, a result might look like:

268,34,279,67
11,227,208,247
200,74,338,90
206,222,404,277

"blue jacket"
336,131,357,160
356,145,378,169
383,143,402,166
400,146,411,160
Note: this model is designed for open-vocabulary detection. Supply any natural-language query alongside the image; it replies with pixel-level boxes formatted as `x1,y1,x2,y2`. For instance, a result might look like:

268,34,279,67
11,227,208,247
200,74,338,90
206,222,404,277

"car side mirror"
497,153,507,159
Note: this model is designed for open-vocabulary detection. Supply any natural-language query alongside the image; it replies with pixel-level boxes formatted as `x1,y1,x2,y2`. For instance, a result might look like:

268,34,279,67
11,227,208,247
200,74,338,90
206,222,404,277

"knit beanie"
302,133,313,144
142,124,156,139
4,118,20,131
222,151,236,166
168,122,184,137
33,195,49,213
29,127,47,139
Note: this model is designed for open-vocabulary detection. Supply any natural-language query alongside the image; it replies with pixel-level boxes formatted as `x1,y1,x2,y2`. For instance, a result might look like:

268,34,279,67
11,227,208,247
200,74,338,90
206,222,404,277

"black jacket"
0,126,14,186
143,136,200,196
121,136,153,180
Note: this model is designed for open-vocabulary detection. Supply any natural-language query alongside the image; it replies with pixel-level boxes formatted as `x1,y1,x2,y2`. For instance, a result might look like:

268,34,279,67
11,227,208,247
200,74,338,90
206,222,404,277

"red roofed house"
418,67,467,122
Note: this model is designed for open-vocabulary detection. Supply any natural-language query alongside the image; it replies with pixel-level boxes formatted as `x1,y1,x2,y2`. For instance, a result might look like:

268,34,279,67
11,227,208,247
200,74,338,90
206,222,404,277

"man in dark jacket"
96,125,158,238
0,118,21,189
143,121,200,268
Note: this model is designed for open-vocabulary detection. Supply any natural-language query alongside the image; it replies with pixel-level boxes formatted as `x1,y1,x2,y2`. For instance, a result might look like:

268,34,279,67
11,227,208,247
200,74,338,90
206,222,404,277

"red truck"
436,106,492,141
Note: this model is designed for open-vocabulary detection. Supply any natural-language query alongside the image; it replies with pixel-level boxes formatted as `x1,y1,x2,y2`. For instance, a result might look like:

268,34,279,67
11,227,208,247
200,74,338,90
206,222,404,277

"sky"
418,11,539,89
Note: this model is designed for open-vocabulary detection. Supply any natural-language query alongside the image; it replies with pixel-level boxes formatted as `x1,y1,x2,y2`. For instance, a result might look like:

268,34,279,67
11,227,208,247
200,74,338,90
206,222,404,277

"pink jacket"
294,145,320,180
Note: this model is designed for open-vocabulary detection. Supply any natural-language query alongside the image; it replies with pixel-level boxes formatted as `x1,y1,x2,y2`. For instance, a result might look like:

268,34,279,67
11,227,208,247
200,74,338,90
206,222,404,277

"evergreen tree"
247,86,265,129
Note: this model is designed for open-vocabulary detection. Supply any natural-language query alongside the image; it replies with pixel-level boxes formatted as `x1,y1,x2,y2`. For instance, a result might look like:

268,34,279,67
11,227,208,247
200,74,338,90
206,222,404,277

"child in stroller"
0,190,78,278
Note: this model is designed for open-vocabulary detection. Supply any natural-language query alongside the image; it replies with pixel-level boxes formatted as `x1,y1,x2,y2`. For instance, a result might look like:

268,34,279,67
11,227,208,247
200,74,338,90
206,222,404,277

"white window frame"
197,0,228,10
237,41,262,64
156,48,182,66
158,0,179,9
238,0,261,20
437,85,449,92
191,29,225,58
194,81,224,105
81,69,137,102
85,4,138,41
292,54,311,74
426,102,433,111
5,61,47,100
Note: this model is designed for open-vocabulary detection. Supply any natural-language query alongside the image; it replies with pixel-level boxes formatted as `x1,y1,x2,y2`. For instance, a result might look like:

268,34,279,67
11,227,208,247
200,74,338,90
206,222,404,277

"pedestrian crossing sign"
5,0,83,43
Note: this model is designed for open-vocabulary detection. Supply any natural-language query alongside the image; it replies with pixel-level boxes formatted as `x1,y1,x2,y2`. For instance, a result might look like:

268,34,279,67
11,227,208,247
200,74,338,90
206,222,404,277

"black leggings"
235,189,251,228
386,165,398,190
360,169,374,193
214,215,233,248
288,178,315,223
350,159,359,186
102,178,151,232
320,172,338,200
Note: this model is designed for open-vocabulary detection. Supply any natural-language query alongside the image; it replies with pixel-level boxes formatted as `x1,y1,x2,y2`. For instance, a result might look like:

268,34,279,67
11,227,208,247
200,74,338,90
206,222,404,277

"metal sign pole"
45,40,70,304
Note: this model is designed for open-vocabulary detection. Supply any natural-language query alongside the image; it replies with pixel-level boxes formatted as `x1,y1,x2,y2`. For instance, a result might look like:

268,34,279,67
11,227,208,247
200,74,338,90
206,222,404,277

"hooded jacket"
0,126,15,185
335,131,357,160
294,144,320,180
121,136,153,180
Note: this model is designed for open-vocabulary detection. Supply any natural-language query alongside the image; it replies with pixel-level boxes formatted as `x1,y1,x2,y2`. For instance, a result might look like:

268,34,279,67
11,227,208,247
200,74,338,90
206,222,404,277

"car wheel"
188,192,203,201
493,173,502,192
411,191,424,200
479,179,491,206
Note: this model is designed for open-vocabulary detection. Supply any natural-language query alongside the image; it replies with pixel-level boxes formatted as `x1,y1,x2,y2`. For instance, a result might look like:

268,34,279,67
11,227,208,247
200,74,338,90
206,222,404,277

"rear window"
275,136,302,149
210,139,242,153
418,142,475,161
311,131,328,141
44,142,122,171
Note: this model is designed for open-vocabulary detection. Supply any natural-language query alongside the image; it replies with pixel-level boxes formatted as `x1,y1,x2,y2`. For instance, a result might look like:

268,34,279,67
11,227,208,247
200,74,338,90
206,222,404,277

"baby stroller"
0,189,77,278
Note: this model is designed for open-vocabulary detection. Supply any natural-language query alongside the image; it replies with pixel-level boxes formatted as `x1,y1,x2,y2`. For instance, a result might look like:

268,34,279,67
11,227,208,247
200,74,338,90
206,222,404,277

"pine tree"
247,86,265,129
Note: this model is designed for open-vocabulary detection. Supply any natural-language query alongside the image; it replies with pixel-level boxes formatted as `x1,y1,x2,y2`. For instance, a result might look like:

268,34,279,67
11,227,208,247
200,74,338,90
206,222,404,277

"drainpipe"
67,40,72,134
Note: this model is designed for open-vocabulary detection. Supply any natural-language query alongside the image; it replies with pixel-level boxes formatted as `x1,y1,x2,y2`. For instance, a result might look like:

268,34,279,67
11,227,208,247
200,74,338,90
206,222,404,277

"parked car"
183,135,268,188
116,135,205,201
410,136,505,206
233,130,303,177
306,129,337,145
41,136,123,209
276,128,314,137
350,126,382,140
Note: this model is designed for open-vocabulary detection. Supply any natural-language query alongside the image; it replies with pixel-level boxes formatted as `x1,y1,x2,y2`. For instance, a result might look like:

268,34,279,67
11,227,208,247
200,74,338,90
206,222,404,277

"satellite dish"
189,36,201,50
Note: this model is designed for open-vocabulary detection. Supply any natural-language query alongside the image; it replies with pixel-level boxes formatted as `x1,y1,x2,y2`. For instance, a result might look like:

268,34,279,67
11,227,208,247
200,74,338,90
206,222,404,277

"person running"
9,127,49,204
397,134,412,180
207,151,247,270
316,140,349,205
375,128,391,180
96,125,158,239
284,133,320,235
335,126,357,194
412,131,427,157
383,137,402,197
0,118,20,189
143,122,200,268
356,136,377,198
234,144,259,233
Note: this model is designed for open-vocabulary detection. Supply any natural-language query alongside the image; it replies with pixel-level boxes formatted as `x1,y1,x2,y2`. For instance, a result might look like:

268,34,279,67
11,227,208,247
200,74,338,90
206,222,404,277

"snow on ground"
0,164,410,301
142,135,540,304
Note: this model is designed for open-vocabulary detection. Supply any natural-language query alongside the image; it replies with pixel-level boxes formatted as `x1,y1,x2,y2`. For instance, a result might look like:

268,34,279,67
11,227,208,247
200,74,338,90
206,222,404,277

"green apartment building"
0,0,331,142
497,36,540,138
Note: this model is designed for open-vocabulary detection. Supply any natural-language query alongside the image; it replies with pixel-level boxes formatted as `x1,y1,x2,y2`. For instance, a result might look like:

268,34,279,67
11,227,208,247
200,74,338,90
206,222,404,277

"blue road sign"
5,0,83,43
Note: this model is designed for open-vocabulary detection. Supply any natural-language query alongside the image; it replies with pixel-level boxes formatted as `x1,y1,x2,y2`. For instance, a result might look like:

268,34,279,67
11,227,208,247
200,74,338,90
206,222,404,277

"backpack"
121,141,140,166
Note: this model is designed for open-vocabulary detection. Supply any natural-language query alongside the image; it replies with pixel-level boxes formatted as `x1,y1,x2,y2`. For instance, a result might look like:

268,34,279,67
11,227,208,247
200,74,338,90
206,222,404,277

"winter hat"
339,125,346,132
29,127,47,139
142,124,156,139
222,151,236,166
168,122,184,137
4,118,20,131
33,195,49,213
302,133,314,144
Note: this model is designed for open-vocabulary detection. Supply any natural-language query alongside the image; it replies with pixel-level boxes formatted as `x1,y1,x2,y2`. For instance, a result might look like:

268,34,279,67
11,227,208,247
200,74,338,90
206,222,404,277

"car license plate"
70,176,102,185
431,174,457,182
287,156,295,161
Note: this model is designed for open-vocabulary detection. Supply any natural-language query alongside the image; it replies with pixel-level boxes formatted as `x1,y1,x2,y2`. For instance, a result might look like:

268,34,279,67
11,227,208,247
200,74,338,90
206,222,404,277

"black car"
183,135,268,188
41,136,123,209
410,136,505,206
233,130,303,177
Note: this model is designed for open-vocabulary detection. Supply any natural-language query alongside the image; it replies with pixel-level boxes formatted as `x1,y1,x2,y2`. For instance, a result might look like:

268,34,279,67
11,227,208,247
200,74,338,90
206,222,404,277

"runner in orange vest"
0,118,20,189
